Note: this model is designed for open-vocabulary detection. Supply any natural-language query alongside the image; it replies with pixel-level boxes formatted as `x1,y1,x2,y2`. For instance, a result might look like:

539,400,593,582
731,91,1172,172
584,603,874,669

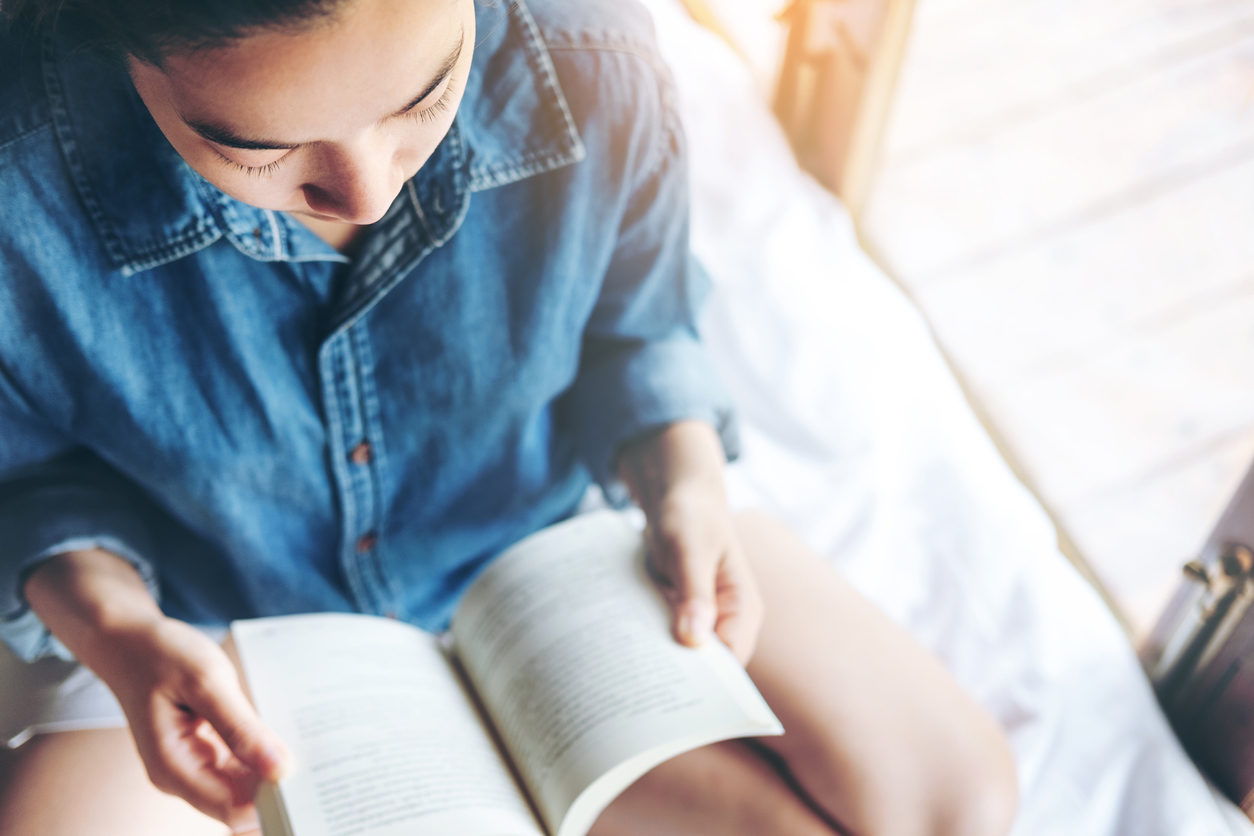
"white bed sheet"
639,2,1254,833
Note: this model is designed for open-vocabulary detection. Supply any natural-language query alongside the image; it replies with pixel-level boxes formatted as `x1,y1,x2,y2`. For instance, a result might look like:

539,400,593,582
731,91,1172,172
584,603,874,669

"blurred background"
696,0,1254,640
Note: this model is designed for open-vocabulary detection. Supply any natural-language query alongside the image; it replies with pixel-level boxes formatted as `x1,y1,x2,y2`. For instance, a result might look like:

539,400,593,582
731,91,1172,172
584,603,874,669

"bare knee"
783,725,1018,836
730,506,1018,836
931,736,1018,836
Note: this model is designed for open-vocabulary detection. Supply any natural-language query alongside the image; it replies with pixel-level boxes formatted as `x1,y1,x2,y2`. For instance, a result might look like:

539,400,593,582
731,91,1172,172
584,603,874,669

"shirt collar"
43,0,585,276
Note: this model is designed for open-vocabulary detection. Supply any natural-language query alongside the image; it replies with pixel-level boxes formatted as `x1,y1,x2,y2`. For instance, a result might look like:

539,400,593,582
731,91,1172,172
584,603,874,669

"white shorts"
0,642,126,748
0,627,227,750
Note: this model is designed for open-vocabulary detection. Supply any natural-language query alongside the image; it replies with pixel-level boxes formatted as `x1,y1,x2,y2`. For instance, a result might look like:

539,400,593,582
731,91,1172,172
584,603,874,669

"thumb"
655,532,718,647
188,675,292,783
677,596,718,648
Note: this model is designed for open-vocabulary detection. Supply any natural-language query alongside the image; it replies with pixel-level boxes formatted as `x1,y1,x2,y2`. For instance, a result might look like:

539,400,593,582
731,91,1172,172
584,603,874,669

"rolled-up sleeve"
0,366,160,661
561,61,739,503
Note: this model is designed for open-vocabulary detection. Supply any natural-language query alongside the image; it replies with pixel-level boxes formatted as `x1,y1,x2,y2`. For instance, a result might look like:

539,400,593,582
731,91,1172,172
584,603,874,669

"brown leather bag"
1143,460,1254,818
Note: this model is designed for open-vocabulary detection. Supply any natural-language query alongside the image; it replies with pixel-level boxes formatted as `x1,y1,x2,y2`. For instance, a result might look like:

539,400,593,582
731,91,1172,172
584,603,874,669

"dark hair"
1,0,346,62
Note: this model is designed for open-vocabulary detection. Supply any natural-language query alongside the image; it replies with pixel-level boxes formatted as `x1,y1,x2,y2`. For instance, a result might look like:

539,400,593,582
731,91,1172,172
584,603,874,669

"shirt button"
355,532,378,553
349,441,372,465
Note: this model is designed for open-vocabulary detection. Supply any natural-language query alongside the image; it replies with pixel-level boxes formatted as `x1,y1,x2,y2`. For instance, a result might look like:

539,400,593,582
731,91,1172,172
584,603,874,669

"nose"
301,139,401,225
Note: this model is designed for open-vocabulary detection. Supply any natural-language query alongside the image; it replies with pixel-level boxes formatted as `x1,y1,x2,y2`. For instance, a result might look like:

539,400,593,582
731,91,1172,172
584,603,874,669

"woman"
0,0,1018,833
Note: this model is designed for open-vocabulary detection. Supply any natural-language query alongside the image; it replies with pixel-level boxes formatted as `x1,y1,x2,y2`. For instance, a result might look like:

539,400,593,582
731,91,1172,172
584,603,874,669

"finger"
190,717,266,807
714,586,761,664
137,700,257,824
183,666,292,782
230,816,264,836
650,526,718,647
220,756,266,813
714,549,764,665
229,813,264,836
190,721,266,828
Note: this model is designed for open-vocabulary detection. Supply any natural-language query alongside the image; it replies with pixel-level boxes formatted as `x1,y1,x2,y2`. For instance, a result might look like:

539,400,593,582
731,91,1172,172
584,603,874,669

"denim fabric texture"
0,0,738,661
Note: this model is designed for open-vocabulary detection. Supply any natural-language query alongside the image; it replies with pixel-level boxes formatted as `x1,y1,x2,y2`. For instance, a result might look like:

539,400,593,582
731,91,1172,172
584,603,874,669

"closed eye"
209,79,457,175
211,147,292,177
406,83,456,125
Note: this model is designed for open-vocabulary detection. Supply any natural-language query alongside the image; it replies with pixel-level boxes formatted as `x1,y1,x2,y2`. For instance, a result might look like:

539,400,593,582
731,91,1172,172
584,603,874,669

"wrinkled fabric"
0,0,737,661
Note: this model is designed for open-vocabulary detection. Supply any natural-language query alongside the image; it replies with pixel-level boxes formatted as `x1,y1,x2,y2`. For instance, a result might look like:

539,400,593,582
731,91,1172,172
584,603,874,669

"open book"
231,510,783,836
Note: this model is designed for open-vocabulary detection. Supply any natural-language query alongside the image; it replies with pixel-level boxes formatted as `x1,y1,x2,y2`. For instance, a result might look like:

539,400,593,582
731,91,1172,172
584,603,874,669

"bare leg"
0,727,835,836
592,510,1018,836
0,728,258,836
590,739,844,836
1,511,1017,836
743,510,1016,835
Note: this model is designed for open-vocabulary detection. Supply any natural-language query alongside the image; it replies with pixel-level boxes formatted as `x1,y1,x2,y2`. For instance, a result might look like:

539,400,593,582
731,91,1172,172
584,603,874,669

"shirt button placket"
326,327,392,616
349,438,376,560
350,440,373,465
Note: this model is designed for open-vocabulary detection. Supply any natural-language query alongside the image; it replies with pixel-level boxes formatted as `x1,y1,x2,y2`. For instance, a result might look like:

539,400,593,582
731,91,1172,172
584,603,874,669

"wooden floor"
861,0,1254,638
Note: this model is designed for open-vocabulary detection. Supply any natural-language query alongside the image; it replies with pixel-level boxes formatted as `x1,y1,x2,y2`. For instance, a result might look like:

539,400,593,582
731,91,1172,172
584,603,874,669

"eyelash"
213,148,290,178
216,84,457,176
407,83,456,125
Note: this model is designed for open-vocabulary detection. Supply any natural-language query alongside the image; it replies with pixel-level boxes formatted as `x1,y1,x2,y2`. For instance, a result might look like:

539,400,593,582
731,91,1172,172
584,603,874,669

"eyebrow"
185,27,466,151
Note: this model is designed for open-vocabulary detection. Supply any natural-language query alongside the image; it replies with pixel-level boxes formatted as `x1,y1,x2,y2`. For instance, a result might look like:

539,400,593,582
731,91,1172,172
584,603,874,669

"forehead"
154,0,467,143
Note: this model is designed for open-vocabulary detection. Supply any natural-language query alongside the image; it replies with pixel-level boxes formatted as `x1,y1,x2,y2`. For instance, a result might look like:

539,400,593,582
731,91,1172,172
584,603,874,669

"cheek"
216,179,304,211
397,95,470,172
183,152,307,211
394,130,443,175
147,126,297,211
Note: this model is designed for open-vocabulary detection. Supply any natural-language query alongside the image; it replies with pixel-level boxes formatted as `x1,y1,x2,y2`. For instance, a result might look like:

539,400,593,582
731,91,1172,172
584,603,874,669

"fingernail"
680,604,714,644
264,745,292,779
230,814,261,834
678,612,697,643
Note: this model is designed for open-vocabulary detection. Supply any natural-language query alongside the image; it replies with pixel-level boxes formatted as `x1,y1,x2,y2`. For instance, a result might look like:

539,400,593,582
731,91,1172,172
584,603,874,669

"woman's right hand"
98,615,292,828
23,549,291,829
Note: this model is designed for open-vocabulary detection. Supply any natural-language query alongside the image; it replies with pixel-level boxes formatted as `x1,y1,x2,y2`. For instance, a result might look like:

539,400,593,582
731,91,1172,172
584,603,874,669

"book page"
231,614,542,836
451,510,782,836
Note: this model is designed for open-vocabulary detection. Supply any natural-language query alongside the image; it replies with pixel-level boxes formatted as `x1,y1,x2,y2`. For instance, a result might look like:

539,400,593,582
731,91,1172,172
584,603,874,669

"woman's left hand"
643,485,762,664
617,421,763,665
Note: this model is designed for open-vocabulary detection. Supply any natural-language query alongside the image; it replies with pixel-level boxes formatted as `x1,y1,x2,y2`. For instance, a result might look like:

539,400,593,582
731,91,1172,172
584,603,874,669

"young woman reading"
0,0,1018,833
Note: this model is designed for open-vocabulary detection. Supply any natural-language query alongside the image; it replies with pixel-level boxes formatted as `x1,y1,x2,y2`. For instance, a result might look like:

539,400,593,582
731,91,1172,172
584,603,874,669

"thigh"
590,739,842,836
0,728,248,836
735,511,1018,836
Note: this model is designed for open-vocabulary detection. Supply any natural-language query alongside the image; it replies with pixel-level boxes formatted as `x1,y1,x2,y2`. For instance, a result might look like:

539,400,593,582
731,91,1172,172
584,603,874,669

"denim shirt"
0,0,737,661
